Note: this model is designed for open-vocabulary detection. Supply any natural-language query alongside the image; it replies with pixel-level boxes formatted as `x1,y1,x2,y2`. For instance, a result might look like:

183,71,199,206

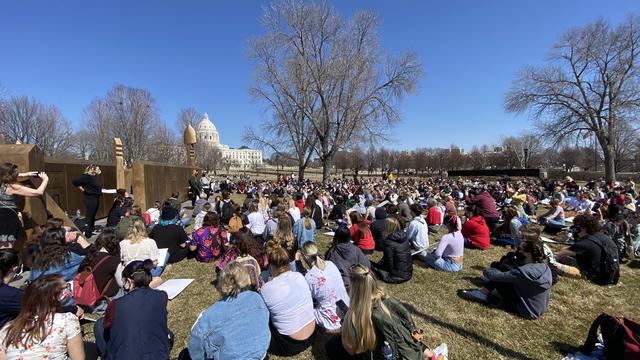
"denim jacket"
30,252,85,282
188,290,270,360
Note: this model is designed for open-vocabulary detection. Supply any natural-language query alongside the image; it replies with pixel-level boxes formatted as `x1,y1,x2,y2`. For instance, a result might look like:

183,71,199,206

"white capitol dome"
196,113,219,145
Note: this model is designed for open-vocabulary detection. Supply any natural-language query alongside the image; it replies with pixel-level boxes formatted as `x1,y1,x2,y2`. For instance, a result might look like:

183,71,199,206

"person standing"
0,163,49,248
188,169,203,208
72,164,116,237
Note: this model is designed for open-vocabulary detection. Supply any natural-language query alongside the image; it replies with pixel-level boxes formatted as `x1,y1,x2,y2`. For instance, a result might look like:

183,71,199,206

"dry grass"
92,193,640,359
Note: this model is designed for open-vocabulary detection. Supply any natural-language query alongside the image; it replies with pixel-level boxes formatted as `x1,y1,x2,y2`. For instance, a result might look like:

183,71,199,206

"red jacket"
350,221,375,251
461,215,490,250
295,199,305,213
426,207,442,226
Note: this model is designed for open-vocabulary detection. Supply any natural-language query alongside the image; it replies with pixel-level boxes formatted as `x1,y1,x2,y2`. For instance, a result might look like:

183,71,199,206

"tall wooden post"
114,138,126,190
184,124,197,167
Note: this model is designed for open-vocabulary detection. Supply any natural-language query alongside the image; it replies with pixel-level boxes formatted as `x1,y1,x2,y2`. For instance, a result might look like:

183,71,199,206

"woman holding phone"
0,163,49,248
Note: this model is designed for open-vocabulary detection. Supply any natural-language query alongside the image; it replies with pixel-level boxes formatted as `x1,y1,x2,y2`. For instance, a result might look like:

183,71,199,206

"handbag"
73,255,114,307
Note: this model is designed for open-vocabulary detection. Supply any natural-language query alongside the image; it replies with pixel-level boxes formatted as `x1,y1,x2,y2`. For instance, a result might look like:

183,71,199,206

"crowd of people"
0,161,637,359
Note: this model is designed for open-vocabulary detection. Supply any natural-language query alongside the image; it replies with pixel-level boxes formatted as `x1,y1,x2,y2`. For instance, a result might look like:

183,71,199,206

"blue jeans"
94,318,107,356
417,253,463,272
150,252,170,277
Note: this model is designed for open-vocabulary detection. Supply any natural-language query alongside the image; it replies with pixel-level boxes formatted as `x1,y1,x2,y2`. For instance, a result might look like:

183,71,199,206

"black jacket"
373,230,412,284
325,242,371,292
371,208,388,250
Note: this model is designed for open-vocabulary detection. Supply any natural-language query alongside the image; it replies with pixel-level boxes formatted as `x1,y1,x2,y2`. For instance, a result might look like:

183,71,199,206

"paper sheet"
157,248,169,267
156,279,194,300
565,216,575,223
323,231,335,236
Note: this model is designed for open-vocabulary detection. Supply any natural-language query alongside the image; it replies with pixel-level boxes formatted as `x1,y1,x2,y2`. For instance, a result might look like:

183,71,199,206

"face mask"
58,287,74,306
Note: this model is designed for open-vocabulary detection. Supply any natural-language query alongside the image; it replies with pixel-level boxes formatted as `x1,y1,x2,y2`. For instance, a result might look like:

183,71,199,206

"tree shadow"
550,340,580,355
627,260,640,269
400,301,537,360
461,276,486,287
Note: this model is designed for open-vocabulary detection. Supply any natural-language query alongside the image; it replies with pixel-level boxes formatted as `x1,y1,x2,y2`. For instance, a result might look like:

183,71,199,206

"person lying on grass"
459,239,553,320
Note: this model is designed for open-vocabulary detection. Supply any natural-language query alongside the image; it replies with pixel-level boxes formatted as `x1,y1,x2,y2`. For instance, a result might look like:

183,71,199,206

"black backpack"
587,235,620,286
220,200,234,225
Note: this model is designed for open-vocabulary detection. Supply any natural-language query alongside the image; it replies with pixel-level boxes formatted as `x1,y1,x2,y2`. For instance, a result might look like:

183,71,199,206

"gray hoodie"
483,262,552,319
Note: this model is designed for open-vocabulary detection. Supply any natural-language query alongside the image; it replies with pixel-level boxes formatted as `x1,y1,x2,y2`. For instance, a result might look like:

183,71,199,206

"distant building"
195,113,263,166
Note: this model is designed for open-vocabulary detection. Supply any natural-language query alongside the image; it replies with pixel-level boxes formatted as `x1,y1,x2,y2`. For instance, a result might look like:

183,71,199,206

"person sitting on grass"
538,198,565,233
94,260,172,359
425,198,443,234
293,207,316,250
29,228,85,282
553,214,620,285
190,212,229,263
119,219,163,288
114,205,143,240
416,216,464,273
494,206,525,247
459,239,553,320
325,223,371,292
324,264,446,360
261,244,315,357
461,206,490,250
184,262,270,360
193,202,213,231
347,209,375,255
292,242,350,333
0,275,90,360
406,203,429,256
372,217,413,284
149,207,190,264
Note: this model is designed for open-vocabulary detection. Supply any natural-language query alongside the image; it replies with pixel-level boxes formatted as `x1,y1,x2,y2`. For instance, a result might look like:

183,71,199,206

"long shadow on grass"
400,301,536,360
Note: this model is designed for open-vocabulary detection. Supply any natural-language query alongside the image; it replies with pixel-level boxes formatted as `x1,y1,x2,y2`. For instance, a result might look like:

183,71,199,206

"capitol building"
196,113,263,166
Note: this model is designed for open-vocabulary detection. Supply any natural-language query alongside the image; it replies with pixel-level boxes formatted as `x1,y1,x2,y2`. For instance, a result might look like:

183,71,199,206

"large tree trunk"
322,160,331,184
298,165,306,182
603,144,616,183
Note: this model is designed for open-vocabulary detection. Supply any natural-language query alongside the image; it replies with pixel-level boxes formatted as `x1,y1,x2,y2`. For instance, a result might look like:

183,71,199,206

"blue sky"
1,0,638,151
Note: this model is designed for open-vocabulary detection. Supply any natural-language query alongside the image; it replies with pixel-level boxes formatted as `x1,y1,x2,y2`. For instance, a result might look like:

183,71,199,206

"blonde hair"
299,242,325,271
273,215,294,249
218,262,251,297
266,241,290,277
341,265,389,353
302,207,312,230
382,217,400,239
126,219,148,244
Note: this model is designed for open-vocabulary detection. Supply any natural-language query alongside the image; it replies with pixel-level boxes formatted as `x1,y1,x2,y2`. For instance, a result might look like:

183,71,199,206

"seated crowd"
0,162,637,359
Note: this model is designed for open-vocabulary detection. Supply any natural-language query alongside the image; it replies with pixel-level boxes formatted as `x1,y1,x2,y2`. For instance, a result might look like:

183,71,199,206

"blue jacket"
188,290,270,360
293,218,316,249
30,252,85,282
105,287,171,360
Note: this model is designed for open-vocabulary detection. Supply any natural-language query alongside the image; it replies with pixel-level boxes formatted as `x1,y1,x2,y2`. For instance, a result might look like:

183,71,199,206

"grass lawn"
93,193,640,360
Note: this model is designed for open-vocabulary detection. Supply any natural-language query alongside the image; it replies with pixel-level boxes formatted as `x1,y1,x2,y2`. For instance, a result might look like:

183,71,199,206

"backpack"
142,211,151,226
581,313,640,359
587,236,621,286
220,201,234,225
73,255,114,307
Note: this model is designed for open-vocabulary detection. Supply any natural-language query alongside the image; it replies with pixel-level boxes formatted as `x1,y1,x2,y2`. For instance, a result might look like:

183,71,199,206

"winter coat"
373,230,412,284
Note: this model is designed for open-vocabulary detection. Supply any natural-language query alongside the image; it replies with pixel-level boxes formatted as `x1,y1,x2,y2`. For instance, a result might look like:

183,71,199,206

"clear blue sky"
1,0,637,151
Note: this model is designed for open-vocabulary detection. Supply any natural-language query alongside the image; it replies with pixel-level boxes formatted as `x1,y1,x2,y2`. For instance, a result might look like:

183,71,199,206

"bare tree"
502,132,543,169
195,143,222,175
506,16,640,182
177,107,200,131
250,0,422,183
0,96,74,157
82,84,161,166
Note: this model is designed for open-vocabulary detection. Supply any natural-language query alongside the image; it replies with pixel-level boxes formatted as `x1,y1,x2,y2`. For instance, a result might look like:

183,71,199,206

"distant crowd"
0,162,636,359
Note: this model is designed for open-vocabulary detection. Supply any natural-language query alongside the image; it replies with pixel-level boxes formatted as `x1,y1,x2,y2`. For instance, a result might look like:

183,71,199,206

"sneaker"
458,289,488,303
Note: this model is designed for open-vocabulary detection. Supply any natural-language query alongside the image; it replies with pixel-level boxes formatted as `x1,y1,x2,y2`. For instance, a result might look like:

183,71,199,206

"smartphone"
336,299,349,314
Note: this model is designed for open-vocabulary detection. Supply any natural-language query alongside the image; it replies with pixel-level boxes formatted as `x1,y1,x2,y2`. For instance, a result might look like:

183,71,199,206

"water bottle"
382,341,394,360
76,209,81,218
